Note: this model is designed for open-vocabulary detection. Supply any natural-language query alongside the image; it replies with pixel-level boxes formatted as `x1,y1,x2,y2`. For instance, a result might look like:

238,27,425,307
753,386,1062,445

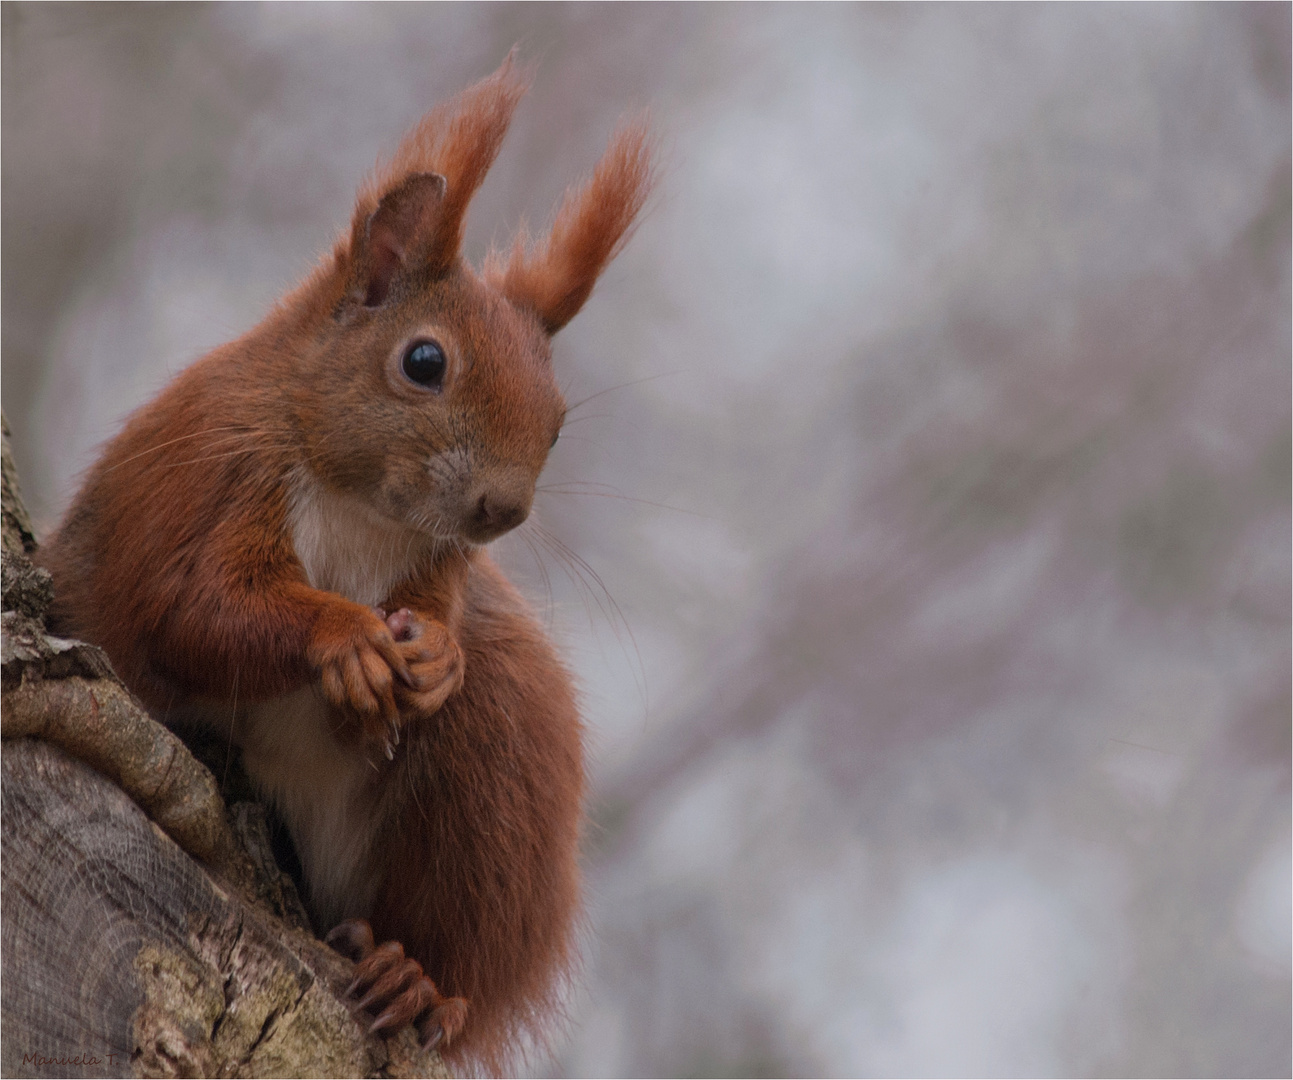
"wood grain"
1,411,448,1077
2,737,439,1078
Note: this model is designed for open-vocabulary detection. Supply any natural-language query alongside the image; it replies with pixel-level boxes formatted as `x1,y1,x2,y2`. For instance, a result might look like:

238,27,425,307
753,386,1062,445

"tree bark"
1,415,447,1079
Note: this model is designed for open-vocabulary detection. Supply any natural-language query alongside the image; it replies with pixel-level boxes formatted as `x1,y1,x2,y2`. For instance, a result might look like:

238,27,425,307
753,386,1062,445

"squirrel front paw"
383,608,465,719
307,601,414,745
326,918,468,1053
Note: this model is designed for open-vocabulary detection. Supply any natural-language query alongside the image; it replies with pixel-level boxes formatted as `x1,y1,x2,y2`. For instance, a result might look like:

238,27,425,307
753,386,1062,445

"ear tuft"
350,51,530,287
488,117,656,334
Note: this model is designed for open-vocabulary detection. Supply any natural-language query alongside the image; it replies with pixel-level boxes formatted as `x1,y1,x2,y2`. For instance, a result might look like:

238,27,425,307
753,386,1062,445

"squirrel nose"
462,469,535,542
471,492,529,535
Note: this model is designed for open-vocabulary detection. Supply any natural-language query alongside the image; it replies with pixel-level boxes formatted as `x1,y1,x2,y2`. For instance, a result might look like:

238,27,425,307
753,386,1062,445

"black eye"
550,429,560,449
402,340,446,390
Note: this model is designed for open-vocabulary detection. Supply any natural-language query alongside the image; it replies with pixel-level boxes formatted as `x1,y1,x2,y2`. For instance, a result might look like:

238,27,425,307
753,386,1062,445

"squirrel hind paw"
329,920,470,1050
419,996,468,1051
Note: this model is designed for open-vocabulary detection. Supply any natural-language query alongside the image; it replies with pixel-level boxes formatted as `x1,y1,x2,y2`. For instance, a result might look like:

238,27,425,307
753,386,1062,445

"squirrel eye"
550,430,560,449
402,340,446,390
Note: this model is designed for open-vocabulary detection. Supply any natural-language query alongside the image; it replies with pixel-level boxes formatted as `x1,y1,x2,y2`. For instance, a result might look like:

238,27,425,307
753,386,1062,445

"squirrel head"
285,52,653,546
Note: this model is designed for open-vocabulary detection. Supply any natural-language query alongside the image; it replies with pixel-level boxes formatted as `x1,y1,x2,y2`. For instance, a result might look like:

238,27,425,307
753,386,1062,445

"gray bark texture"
1,414,448,1079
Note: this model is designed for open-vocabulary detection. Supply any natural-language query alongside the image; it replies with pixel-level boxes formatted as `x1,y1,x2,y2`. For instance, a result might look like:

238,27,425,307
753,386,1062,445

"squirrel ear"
341,52,529,315
349,172,447,308
488,119,654,334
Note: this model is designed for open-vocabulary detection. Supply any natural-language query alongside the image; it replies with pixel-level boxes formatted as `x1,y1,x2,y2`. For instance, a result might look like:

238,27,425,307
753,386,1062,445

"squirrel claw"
420,998,468,1050
309,602,408,728
329,918,469,1051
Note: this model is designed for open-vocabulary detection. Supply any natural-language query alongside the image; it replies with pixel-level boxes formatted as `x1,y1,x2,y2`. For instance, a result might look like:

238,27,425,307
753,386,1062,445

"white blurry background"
3,5,1289,1076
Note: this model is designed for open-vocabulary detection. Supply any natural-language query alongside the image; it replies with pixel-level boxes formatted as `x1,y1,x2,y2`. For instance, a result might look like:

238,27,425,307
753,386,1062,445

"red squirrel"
37,55,653,1073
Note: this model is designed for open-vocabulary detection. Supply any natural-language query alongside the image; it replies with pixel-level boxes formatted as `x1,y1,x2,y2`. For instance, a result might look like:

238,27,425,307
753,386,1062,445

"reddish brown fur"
488,118,656,333
355,51,530,281
37,55,652,1074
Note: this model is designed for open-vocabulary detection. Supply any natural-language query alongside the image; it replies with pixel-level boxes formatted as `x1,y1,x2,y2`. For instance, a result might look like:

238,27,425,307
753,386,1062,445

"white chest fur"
287,473,435,607
240,687,384,930
226,476,438,929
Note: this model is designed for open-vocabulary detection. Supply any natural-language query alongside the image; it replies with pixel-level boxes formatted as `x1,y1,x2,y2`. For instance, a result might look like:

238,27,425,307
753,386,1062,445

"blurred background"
3,4,1289,1076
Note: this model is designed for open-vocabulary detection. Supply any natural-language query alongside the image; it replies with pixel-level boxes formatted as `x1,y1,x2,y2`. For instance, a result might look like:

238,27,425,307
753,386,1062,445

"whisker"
529,525,596,628
407,757,431,826
529,521,647,707
537,485,702,517
515,522,555,629
557,412,614,427
102,425,262,472
104,424,308,474
155,443,301,470
547,434,605,450
565,370,680,414
225,666,240,793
